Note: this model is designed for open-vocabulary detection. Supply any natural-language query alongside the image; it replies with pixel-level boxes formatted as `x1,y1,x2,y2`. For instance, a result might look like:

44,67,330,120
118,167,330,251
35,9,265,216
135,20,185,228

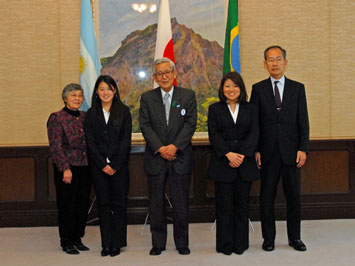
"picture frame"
96,0,226,145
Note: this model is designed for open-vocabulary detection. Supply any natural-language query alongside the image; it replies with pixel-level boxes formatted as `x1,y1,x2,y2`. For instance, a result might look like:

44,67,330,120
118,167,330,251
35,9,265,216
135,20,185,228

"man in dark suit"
139,57,197,256
250,46,309,252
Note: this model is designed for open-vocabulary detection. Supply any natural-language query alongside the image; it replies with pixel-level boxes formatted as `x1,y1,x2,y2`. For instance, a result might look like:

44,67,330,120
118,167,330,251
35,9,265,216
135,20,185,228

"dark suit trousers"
147,162,190,249
260,142,301,241
53,165,91,247
215,177,252,253
91,164,129,249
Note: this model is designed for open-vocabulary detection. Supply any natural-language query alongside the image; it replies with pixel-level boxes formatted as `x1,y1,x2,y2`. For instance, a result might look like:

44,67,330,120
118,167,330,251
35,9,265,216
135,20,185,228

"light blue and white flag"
80,0,101,110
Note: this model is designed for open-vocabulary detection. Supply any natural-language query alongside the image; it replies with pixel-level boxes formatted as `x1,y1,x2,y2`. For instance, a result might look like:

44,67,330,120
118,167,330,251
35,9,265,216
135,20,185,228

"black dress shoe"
62,244,80,255
177,247,191,255
217,249,232,255
73,239,89,251
101,247,110,257
150,247,164,256
233,247,247,255
289,239,307,251
110,248,120,257
262,240,275,251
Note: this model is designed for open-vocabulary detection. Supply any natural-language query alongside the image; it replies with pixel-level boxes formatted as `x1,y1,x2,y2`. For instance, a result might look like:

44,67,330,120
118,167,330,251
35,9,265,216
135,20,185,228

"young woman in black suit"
207,71,259,255
84,75,132,257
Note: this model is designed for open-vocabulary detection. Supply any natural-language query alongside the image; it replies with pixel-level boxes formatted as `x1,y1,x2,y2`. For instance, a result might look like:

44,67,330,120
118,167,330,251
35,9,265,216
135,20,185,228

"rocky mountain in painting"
101,18,223,132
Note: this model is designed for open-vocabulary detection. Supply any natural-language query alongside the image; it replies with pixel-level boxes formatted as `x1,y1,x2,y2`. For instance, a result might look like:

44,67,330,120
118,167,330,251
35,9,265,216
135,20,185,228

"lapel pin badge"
181,109,186,116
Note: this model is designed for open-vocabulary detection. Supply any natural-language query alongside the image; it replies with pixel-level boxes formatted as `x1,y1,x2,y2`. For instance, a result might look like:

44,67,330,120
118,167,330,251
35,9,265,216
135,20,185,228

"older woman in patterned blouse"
47,83,91,255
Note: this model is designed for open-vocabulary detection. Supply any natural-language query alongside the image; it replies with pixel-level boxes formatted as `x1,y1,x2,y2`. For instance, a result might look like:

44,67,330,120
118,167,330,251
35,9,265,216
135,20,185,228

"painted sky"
99,0,226,57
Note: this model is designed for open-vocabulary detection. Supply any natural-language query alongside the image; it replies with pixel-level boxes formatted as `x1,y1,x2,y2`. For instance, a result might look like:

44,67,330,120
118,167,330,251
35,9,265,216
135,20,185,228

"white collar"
161,86,174,97
270,75,285,86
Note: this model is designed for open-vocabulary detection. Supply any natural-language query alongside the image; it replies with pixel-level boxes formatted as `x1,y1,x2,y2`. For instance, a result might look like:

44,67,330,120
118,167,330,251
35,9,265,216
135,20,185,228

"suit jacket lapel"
221,103,236,125
235,103,244,125
265,78,279,117
153,88,169,130
168,88,181,128
280,77,292,112
98,108,108,129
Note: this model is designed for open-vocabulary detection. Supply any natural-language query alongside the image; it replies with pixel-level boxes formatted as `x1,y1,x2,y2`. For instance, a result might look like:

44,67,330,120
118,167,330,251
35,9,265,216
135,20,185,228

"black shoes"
62,240,88,255
149,247,165,256
62,244,79,255
110,248,121,257
262,239,306,251
150,247,190,255
289,239,307,251
101,247,121,257
101,247,111,257
262,240,275,251
217,249,232,255
233,247,247,255
177,247,191,255
73,239,89,251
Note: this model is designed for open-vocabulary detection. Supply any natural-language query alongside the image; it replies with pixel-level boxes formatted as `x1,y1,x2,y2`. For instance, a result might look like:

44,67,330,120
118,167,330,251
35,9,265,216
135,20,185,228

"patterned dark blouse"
47,107,88,172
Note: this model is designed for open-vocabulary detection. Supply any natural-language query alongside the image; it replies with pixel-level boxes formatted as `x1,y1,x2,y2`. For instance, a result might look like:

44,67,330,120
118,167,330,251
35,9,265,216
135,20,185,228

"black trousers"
53,165,91,247
260,143,301,241
215,177,252,253
147,163,190,249
91,164,129,249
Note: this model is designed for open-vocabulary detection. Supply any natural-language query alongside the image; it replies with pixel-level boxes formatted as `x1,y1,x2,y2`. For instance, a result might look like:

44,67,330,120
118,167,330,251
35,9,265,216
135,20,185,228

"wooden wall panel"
0,158,35,202
48,158,56,201
301,150,350,194
0,140,354,227
128,154,148,199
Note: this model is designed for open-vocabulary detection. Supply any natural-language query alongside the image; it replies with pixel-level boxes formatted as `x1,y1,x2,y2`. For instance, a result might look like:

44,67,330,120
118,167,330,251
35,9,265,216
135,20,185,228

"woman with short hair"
47,83,91,255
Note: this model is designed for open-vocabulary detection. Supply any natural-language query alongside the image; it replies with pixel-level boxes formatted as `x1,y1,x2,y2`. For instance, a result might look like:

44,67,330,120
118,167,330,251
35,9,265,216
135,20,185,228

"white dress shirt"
102,108,110,163
161,86,174,104
227,103,240,124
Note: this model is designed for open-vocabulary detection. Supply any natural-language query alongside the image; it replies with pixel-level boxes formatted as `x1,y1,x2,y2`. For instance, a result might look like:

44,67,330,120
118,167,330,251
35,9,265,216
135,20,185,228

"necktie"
274,81,282,110
163,93,170,125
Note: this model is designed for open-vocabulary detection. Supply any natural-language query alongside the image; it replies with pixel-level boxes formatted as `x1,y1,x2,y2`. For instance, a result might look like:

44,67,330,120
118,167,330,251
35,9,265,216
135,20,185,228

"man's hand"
226,152,245,168
159,145,177,161
255,152,261,169
63,169,73,184
296,150,307,168
103,165,116,175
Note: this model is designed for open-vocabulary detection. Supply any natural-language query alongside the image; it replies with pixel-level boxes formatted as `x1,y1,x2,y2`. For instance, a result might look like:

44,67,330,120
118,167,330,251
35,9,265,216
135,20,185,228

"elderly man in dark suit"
250,46,309,252
139,57,197,256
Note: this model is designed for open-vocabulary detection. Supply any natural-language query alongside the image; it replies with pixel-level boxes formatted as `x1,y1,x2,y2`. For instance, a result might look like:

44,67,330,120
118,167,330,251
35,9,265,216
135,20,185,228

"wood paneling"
0,140,354,227
128,154,148,199
0,158,35,202
301,150,350,194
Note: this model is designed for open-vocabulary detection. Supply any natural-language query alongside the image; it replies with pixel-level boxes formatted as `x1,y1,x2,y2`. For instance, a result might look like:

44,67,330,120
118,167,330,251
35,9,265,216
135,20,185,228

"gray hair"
264,45,287,60
62,83,84,102
153,57,176,74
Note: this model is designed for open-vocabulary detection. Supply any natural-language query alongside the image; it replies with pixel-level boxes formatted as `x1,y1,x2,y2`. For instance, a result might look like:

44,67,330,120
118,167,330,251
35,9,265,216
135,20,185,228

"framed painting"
96,0,226,144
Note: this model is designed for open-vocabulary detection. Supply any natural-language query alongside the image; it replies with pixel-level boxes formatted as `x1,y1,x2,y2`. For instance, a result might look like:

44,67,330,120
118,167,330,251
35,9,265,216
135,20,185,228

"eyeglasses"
155,70,174,79
266,57,284,64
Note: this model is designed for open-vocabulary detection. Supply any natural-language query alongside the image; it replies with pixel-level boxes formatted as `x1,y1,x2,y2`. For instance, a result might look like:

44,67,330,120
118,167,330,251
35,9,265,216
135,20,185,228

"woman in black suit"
84,75,132,257
207,71,259,255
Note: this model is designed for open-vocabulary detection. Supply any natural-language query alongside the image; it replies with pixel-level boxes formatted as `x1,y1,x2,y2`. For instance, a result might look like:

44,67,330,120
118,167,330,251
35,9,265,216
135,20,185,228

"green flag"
223,0,241,75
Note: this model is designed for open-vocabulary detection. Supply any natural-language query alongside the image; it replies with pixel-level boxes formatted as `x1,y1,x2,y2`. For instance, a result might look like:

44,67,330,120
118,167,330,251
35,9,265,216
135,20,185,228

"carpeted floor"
1,220,354,266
